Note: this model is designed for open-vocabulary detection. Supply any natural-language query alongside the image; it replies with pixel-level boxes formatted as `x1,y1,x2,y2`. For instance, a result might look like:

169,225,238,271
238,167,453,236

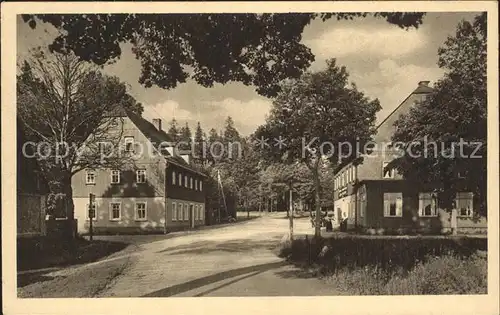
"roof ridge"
374,84,433,132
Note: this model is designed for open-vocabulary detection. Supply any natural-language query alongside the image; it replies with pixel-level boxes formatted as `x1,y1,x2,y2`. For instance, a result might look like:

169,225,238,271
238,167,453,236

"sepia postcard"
1,1,499,315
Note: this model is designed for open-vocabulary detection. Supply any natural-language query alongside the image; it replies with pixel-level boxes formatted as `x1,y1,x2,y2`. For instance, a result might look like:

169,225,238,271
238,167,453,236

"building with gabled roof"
72,110,207,234
331,81,487,234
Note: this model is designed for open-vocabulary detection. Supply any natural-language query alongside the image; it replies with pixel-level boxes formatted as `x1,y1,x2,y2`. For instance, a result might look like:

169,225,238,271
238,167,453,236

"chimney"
152,118,162,131
418,81,430,87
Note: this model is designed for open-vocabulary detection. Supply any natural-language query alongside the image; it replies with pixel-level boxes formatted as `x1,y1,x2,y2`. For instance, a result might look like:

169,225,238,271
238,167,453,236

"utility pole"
88,193,95,241
289,182,294,240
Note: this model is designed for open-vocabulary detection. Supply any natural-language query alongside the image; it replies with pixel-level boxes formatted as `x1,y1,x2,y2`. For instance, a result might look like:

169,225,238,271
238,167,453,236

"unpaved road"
20,215,337,297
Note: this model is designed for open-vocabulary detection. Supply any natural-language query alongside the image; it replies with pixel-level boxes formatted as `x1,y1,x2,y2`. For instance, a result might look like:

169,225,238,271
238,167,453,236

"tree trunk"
62,171,76,239
289,184,294,240
450,208,458,235
313,172,322,238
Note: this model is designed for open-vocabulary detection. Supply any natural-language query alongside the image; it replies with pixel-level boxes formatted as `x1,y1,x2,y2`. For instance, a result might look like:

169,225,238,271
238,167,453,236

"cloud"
201,98,272,136
307,26,427,60
349,59,445,123
143,100,192,123
142,98,271,136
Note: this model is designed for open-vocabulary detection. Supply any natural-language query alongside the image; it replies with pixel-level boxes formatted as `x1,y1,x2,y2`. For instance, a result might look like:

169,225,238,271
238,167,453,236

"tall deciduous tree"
390,13,487,220
17,50,141,224
255,59,381,237
22,13,425,98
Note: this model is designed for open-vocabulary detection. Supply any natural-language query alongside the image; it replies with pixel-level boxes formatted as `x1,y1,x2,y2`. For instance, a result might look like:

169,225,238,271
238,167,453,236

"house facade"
72,112,207,234
332,81,487,234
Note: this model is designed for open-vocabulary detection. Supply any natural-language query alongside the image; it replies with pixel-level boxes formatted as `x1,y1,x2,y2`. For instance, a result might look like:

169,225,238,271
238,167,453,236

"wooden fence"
17,193,46,237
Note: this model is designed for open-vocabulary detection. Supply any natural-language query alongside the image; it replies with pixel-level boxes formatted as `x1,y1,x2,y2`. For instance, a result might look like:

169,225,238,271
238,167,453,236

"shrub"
385,254,487,295
323,254,487,295
289,235,487,273
287,235,487,295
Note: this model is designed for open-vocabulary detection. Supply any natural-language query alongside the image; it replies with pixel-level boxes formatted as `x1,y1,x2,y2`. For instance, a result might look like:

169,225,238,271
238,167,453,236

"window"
382,162,394,179
110,170,120,184
136,169,146,183
172,202,177,221
124,136,135,152
98,142,108,154
86,170,96,185
199,181,203,191
172,171,176,185
419,193,438,217
179,203,184,221
87,202,97,221
200,205,204,220
194,205,198,220
184,176,188,188
190,177,193,189
456,192,473,217
184,203,189,221
384,193,403,217
135,202,147,221
109,202,121,221
195,179,198,191
178,173,182,186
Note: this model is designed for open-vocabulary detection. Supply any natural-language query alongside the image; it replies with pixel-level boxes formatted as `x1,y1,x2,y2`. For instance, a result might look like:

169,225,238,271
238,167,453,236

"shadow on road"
274,266,319,280
142,261,287,297
156,236,282,255
18,271,61,288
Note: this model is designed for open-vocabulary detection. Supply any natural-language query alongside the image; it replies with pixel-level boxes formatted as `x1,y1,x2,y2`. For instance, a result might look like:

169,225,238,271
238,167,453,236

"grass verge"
280,235,487,295
17,236,129,272
18,256,130,298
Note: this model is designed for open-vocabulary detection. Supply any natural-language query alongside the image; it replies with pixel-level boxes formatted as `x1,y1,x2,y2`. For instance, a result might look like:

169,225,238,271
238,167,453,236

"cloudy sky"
17,12,480,136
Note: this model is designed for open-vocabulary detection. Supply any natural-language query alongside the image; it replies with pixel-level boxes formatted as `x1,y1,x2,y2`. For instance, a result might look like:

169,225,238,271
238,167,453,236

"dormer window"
136,169,146,183
124,136,134,152
86,170,96,185
110,170,120,184
383,162,394,179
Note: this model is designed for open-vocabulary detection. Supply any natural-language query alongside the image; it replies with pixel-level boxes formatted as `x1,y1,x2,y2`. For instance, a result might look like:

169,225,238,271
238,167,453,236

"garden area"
278,234,488,295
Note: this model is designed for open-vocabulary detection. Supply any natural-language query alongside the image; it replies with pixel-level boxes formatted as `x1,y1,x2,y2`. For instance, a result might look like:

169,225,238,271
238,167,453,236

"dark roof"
127,111,174,145
333,82,434,175
126,111,207,177
375,83,434,131
104,106,129,118
413,84,434,94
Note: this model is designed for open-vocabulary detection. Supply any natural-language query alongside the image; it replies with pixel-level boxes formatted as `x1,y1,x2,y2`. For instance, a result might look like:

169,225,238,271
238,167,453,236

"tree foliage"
22,13,425,98
390,13,487,215
255,58,381,235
